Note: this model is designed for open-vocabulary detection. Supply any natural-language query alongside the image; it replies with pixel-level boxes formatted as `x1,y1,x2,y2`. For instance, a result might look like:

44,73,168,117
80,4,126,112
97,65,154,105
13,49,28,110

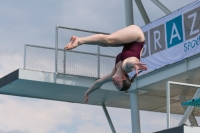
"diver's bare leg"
64,25,145,50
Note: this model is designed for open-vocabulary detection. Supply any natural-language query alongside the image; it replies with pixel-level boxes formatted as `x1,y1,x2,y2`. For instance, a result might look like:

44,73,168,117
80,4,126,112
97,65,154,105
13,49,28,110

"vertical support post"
97,45,100,78
54,25,59,83
24,44,26,69
102,104,116,133
124,1,141,132
64,50,66,74
130,91,141,133
124,0,134,26
179,88,200,126
166,81,170,129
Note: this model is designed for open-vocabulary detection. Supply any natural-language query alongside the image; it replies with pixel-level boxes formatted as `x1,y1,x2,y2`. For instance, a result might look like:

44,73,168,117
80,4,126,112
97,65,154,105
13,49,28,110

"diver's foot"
64,36,80,50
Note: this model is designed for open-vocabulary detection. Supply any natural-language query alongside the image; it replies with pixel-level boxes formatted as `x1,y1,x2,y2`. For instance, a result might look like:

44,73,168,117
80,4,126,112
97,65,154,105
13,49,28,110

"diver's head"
112,71,142,91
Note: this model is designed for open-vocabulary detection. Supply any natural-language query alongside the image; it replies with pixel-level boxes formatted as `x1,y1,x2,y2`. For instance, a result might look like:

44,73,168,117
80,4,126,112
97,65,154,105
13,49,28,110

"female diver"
64,25,148,103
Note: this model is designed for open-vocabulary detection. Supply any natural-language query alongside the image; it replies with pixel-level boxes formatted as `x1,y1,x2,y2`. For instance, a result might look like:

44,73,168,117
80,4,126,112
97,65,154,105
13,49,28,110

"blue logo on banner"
166,15,184,48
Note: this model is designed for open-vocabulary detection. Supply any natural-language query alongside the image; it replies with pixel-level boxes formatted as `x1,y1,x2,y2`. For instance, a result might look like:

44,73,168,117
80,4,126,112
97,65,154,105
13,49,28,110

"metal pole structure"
135,0,150,25
168,81,200,88
24,44,26,69
64,50,66,74
130,90,141,133
151,0,171,14
97,45,100,78
179,81,198,126
102,104,116,133
179,88,200,126
166,81,200,128
166,81,170,129
124,1,141,132
124,0,134,25
54,25,59,83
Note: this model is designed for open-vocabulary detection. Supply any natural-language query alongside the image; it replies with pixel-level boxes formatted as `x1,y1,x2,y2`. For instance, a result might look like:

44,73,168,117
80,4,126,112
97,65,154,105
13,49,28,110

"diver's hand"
84,94,89,103
134,62,147,74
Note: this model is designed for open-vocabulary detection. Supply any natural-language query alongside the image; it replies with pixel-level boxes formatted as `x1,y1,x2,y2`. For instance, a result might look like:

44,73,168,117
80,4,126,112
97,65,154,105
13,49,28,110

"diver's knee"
106,35,116,44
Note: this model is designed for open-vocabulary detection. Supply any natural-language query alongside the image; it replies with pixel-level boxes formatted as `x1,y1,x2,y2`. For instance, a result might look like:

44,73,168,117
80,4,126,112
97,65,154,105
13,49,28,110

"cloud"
57,131,68,133
70,105,132,132
71,104,109,123
71,105,138,132
107,108,166,133
0,95,73,133
75,123,111,133
0,130,28,133
61,0,126,32
140,111,166,133
0,52,23,78
160,0,197,12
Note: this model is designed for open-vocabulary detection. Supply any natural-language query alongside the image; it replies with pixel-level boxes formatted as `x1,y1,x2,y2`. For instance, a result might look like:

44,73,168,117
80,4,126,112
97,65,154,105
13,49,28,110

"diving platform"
1,51,200,112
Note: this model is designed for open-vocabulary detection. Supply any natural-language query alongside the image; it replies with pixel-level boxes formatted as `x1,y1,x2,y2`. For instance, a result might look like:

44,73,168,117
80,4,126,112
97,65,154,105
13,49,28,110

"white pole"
168,81,200,88
24,44,26,69
130,91,141,133
124,0,134,25
54,25,59,83
102,104,116,133
124,1,140,132
166,81,170,129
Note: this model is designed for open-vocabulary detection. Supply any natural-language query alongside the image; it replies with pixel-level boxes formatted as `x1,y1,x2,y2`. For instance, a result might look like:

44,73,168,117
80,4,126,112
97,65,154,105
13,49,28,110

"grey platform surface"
154,125,200,133
0,52,200,113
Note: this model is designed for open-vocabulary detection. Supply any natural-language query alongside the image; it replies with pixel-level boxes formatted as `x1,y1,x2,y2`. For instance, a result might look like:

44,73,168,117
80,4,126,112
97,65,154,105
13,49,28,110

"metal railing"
24,26,123,78
24,44,55,72
55,26,122,78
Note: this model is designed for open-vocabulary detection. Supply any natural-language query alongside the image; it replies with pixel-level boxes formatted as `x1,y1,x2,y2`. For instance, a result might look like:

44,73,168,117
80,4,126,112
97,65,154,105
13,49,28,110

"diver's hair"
120,71,143,91
120,74,131,91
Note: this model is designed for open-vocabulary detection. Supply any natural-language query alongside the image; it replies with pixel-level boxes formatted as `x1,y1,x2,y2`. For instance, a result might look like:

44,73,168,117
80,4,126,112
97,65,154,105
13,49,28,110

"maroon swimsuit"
115,41,144,65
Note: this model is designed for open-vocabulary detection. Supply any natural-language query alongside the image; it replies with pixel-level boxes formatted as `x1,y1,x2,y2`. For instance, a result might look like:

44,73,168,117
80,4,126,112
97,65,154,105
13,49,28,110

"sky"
0,0,198,133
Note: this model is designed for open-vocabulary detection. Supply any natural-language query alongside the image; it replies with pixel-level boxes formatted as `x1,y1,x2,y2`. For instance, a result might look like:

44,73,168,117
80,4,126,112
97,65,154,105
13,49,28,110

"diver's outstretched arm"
84,68,116,103
64,25,145,50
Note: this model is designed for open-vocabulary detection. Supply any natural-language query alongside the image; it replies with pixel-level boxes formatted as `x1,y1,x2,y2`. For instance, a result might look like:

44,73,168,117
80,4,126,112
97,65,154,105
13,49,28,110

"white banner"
138,0,200,74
